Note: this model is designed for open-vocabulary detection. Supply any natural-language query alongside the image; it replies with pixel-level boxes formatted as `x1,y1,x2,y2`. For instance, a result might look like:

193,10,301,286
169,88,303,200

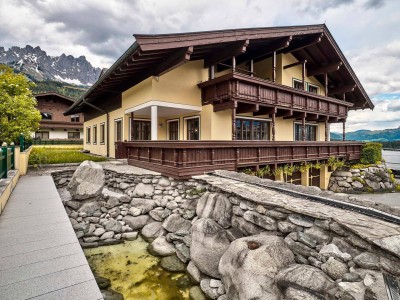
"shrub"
360,142,382,164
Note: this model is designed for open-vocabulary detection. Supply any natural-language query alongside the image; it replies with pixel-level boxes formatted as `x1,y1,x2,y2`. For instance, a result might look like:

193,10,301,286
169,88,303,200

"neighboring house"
64,24,373,185
34,92,84,140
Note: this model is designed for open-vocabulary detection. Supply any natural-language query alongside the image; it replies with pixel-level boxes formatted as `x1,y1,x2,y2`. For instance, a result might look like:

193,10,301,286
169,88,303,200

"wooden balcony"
116,141,363,179
198,72,353,119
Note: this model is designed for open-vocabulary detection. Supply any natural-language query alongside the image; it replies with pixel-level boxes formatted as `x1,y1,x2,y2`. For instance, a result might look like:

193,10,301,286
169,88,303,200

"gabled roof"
65,24,373,115
34,92,77,104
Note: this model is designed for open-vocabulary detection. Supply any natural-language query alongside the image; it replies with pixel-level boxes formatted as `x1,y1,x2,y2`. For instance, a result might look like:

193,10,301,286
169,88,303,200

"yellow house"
65,24,373,184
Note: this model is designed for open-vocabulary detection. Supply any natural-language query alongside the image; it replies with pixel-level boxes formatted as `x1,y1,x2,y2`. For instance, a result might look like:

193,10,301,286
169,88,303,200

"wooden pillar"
232,103,237,140
342,119,346,141
302,117,306,141
324,73,328,96
250,59,254,77
342,93,346,101
302,61,307,90
319,164,330,190
232,57,236,72
130,112,134,141
301,167,309,187
272,51,276,82
209,65,215,80
272,112,276,141
325,119,328,142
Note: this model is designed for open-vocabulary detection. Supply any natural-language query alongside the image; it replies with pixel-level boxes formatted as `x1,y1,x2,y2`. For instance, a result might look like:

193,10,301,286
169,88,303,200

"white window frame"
114,118,123,142
184,116,201,141
86,127,91,144
167,118,180,140
293,122,319,141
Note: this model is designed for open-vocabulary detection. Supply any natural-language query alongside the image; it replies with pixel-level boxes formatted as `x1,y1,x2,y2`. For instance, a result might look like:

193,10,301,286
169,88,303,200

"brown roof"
34,92,77,104
65,24,373,115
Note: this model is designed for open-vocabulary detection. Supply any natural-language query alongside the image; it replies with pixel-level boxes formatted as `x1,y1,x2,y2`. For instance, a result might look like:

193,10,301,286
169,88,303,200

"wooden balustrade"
116,141,363,179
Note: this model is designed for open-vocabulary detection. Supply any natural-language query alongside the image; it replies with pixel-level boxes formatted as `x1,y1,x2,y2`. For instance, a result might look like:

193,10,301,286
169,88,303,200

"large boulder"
148,236,176,256
141,221,167,242
102,188,130,208
275,264,335,299
196,192,232,228
130,198,156,214
162,214,191,233
190,218,231,278
219,234,295,300
122,215,150,230
67,161,105,200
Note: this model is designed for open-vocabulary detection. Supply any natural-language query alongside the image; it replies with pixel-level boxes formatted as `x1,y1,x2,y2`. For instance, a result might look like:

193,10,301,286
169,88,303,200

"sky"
1,0,400,132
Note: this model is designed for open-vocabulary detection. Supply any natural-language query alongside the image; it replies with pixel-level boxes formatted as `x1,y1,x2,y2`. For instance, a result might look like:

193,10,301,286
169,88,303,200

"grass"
28,147,107,166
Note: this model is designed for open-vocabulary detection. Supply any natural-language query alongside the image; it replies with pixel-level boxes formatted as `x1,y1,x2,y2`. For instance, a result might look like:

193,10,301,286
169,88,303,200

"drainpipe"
82,99,110,157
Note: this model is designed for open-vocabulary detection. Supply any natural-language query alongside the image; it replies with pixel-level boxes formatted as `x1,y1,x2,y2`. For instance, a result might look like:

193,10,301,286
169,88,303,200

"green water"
84,237,190,300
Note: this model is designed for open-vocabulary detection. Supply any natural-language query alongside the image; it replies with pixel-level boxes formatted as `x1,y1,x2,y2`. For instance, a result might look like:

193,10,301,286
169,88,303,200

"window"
100,123,105,144
68,132,80,139
93,125,97,144
115,119,122,142
71,115,80,122
35,131,49,140
294,123,318,141
130,119,151,140
186,117,200,140
308,84,319,94
86,127,91,143
293,79,304,90
236,118,270,140
168,120,179,140
41,112,52,120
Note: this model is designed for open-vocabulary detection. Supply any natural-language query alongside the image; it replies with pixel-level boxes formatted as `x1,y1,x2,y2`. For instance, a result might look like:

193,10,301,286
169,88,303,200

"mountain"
0,45,101,85
331,127,400,141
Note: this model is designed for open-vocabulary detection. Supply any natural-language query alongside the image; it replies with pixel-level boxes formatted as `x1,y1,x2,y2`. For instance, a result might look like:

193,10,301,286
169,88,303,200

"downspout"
82,99,110,157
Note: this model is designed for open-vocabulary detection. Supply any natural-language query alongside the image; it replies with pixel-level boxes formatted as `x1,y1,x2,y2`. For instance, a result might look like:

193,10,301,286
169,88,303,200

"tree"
0,65,41,144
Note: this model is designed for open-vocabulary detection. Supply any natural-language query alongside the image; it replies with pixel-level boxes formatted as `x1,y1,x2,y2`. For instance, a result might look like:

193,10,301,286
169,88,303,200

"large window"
236,118,270,140
71,115,80,122
131,119,151,140
86,127,91,143
68,132,80,139
186,117,200,140
168,120,179,140
35,131,49,140
93,125,97,144
100,123,105,144
115,119,122,142
41,112,53,120
294,123,318,141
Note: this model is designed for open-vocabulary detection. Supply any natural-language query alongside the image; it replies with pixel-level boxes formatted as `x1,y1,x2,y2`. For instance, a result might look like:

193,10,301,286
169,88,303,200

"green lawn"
28,147,107,166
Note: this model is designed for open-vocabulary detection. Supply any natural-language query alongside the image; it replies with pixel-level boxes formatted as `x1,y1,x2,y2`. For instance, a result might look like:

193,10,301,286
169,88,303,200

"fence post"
19,134,24,152
10,142,15,170
2,142,8,179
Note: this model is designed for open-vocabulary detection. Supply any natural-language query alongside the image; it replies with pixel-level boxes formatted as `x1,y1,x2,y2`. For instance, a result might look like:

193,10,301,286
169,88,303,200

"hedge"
360,142,382,164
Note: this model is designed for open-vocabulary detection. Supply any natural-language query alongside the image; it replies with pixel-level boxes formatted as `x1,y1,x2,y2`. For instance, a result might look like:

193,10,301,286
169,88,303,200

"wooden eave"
64,24,373,116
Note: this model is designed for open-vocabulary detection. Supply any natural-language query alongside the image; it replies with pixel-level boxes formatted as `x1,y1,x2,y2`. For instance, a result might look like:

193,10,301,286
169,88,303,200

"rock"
190,218,230,279
288,214,314,227
329,222,348,236
130,198,156,214
162,214,191,233
337,281,365,300
122,215,150,230
128,207,141,216
308,256,322,268
275,264,335,298
231,215,263,235
285,238,317,257
176,243,190,263
133,183,155,197
187,261,203,283
319,243,343,260
266,209,287,219
337,180,351,188
304,226,331,245
64,200,81,210
105,219,122,233
101,289,124,300
243,210,277,230
321,257,348,280
149,208,167,221
332,237,361,257
352,181,364,188
158,177,170,187
353,252,380,270
95,275,110,289
342,272,362,282
277,221,301,233
121,232,138,240
93,227,106,237
196,192,232,228
119,182,130,190
102,188,130,207
75,231,84,239
380,256,400,276
297,232,317,248
160,255,186,272
83,236,99,243
363,271,387,300
219,234,294,300
141,221,167,242
200,278,219,299
148,236,176,256
189,286,207,300
226,227,244,242
100,231,115,240
283,287,321,300
365,179,380,191
78,201,101,216
334,171,352,177
67,161,105,200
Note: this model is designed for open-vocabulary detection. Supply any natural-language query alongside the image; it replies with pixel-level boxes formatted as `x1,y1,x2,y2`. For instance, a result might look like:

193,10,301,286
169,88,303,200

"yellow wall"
84,114,108,156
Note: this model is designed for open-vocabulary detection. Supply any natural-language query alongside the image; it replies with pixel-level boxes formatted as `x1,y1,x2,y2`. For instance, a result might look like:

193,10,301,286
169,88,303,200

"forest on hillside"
32,80,87,99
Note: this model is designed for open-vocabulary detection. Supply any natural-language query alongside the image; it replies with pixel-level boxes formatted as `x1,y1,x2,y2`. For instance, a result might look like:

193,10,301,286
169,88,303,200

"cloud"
364,0,387,9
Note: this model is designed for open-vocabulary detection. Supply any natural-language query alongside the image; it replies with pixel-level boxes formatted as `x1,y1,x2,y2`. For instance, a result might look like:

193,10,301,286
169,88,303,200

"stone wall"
329,164,395,193
54,163,400,300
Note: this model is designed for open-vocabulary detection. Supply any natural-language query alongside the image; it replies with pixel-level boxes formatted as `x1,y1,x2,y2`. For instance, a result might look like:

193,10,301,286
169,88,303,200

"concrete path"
0,176,103,300
358,192,400,209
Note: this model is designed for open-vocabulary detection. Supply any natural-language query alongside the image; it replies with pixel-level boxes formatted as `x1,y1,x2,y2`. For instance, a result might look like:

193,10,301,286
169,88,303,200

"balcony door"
131,119,151,140
186,117,200,140
168,120,179,140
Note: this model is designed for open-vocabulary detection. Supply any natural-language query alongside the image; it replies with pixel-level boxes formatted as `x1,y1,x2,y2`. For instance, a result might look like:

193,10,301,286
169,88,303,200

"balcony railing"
198,72,352,118
116,141,363,179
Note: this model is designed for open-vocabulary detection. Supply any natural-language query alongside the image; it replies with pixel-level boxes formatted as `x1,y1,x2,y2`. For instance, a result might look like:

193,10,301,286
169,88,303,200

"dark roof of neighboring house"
34,92,77,104
65,24,373,115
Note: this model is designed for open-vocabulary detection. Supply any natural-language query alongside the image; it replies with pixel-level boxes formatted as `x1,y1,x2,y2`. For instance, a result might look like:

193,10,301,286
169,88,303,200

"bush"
360,142,382,164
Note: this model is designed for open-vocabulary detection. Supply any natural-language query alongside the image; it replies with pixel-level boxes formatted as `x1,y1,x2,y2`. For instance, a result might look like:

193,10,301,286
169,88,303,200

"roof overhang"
125,100,202,118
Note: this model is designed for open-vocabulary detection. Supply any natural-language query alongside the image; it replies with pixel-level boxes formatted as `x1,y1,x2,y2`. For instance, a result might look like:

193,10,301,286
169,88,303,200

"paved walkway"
0,176,103,300
358,192,400,209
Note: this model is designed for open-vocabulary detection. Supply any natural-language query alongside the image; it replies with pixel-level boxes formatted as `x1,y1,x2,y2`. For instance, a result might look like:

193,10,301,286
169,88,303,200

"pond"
84,237,191,300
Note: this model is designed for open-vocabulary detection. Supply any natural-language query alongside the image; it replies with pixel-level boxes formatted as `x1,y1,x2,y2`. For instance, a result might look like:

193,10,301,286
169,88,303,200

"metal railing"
0,143,15,179
31,139,83,145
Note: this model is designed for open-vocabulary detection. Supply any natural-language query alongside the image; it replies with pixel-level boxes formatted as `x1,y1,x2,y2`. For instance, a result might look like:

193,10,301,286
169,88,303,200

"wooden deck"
0,176,103,300
116,141,363,179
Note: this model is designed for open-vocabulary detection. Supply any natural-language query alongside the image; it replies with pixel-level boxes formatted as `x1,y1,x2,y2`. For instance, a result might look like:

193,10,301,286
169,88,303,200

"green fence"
31,139,83,145
0,144,15,179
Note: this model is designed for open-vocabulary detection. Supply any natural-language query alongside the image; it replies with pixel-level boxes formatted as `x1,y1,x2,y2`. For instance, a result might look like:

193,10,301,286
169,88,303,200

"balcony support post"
302,60,307,90
302,116,306,141
209,65,215,79
250,59,254,77
342,119,346,141
232,102,237,140
272,112,276,141
324,73,328,96
232,56,236,72
151,105,158,141
272,51,276,82
130,112,134,141
325,119,328,141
